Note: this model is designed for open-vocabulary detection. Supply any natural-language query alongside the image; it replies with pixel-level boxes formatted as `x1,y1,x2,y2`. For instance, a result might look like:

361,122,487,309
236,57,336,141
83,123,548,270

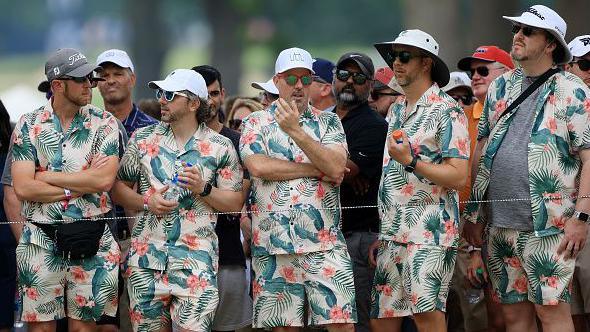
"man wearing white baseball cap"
566,35,590,88
370,29,470,332
463,5,590,332
250,78,279,108
112,68,245,331
240,47,356,330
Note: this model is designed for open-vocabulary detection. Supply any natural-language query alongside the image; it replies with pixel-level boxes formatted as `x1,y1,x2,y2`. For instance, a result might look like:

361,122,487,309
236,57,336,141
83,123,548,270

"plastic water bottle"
14,293,24,328
465,268,485,304
164,175,181,201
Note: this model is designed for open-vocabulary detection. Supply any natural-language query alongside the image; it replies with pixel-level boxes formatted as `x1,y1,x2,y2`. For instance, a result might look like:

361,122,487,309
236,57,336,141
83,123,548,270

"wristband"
143,187,156,209
64,188,72,200
467,245,482,253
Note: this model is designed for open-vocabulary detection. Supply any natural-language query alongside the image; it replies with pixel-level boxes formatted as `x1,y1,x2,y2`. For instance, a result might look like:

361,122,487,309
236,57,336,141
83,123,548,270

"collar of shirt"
159,121,209,155
333,101,372,122
472,100,483,120
398,83,443,122
123,103,158,136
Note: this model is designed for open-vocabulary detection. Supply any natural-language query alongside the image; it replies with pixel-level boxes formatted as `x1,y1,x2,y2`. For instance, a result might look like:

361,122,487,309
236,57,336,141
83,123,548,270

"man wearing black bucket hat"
370,29,470,332
463,5,590,332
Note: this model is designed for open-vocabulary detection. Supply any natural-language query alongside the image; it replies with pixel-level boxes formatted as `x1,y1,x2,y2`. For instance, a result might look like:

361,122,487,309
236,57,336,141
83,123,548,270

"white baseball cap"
251,78,279,94
443,72,473,93
274,47,315,74
96,49,135,73
503,5,572,64
148,69,208,99
568,35,590,58
374,29,450,87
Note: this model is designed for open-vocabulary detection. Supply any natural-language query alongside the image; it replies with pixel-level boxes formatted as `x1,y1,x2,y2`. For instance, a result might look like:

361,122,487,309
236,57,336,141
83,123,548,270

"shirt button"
289,204,293,208
290,222,294,226
62,160,66,163
62,144,66,148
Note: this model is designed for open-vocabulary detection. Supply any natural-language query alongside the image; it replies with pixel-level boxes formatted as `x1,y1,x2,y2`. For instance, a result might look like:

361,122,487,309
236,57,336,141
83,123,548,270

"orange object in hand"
392,130,404,143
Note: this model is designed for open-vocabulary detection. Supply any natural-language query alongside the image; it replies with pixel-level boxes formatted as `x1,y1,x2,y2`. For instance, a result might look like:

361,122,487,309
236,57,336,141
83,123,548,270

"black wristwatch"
404,155,420,173
199,183,212,197
574,210,590,223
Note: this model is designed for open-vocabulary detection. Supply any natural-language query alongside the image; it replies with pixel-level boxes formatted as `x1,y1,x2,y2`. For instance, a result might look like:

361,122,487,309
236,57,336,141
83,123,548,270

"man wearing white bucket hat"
112,69,244,331
463,5,590,332
370,30,470,331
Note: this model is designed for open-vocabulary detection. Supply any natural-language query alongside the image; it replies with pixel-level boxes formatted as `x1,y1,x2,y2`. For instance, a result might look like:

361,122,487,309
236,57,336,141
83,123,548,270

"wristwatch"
404,155,420,173
574,210,590,223
199,183,213,197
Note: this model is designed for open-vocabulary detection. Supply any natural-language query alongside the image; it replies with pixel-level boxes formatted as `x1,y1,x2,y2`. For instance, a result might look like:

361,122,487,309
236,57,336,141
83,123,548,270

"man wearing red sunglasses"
463,5,590,332
565,34,590,332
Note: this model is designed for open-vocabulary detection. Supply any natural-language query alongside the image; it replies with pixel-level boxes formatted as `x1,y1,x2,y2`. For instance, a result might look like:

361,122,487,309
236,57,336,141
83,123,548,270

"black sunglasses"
468,66,494,78
370,91,400,101
572,58,590,72
58,74,100,88
386,50,421,64
335,69,369,85
511,24,541,37
451,94,474,105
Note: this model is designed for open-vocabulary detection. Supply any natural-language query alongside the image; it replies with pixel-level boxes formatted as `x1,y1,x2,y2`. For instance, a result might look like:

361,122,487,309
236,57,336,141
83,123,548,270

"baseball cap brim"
251,79,279,94
65,63,103,78
457,56,494,71
502,15,572,64
38,80,50,93
148,78,185,92
374,42,450,87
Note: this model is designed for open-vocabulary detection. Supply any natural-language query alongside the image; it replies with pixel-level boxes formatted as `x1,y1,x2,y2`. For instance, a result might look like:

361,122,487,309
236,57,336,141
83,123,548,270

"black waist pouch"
33,219,106,260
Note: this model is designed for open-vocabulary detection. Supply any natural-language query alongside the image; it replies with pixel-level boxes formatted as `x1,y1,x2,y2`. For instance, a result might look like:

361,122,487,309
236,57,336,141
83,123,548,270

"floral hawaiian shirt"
464,69,590,237
12,101,119,222
240,104,348,256
378,84,470,248
117,122,243,271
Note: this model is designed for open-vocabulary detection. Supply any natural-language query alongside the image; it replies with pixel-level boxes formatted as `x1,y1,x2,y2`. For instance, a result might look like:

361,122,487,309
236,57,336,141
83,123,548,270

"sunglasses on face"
58,74,100,88
386,50,421,64
468,66,495,78
451,94,474,105
281,74,313,86
156,89,189,102
335,69,369,85
511,24,541,37
572,58,590,71
370,91,400,101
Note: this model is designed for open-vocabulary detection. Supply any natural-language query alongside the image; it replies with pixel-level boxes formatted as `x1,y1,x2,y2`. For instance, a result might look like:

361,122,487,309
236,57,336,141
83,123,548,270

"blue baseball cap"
312,58,335,84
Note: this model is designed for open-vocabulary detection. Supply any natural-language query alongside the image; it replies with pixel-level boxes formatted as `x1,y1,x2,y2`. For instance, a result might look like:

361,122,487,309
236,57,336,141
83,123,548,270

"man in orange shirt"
456,45,514,332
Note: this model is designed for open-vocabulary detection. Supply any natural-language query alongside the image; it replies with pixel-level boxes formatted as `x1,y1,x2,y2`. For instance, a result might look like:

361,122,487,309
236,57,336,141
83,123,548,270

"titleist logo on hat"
527,7,545,20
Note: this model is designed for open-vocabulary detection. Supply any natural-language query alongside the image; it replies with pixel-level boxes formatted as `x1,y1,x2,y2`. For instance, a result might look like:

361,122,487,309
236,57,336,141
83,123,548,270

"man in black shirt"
192,65,252,332
333,52,388,332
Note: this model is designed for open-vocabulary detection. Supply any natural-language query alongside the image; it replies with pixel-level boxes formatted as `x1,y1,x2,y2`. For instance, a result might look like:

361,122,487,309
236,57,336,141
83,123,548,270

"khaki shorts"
16,223,120,322
570,228,590,315
251,245,357,328
127,266,218,332
371,241,457,318
449,246,488,331
487,227,574,305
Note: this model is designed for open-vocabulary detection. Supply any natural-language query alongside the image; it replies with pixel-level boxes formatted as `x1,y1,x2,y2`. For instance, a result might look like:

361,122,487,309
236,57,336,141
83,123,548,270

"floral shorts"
487,227,574,305
126,266,218,332
251,245,357,328
371,241,457,318
16,223,120,322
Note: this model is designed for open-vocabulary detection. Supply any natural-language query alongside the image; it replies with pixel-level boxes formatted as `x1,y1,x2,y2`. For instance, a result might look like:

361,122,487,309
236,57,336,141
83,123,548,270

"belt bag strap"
497,67,560,122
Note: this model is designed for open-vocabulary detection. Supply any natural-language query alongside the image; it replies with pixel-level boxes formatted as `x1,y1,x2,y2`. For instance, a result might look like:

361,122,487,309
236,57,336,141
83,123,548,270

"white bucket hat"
148,69,208,99
374,29,450,87
251,78,279,95
568,35,590,58
503,5,572,64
